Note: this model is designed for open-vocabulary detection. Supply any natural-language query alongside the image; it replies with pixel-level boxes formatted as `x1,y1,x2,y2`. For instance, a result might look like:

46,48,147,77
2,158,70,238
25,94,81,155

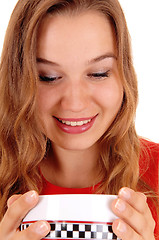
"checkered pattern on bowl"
20,221,121,239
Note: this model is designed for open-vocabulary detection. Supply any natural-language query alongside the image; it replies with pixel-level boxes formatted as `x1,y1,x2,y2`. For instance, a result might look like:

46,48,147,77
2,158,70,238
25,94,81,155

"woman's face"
36,11,123,151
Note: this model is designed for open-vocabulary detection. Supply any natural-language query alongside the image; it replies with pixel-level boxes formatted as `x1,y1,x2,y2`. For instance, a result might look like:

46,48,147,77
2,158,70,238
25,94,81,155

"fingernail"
25,191,37,203
35,222,49,234
115,199,126,212
119,188,131,199
117,221,126,233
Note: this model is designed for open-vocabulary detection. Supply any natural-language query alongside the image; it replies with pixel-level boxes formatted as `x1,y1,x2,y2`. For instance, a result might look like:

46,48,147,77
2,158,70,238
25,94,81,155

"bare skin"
36,11,123,189
0,191,50,240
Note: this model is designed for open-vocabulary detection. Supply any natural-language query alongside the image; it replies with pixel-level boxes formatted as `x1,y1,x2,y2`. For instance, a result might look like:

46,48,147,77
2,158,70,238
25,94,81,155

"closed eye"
39,75,62,82
88,70,110,79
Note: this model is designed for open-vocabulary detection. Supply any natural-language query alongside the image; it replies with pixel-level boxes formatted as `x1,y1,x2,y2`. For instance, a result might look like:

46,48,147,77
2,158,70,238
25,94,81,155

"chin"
52,138,97,152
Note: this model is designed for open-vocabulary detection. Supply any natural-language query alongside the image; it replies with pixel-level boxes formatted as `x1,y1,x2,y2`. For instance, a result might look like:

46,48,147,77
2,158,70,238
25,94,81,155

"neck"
40,143,102,188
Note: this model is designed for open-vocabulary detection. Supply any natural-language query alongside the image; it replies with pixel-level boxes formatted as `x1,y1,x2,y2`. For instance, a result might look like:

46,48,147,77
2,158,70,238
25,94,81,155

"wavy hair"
0,0,157,220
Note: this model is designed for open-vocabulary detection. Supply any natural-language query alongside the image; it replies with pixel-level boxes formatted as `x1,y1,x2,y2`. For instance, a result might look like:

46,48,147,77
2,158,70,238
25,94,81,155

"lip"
53,115,98,134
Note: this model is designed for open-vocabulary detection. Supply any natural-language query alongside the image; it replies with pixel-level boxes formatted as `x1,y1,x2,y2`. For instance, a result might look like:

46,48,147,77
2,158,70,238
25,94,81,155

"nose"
60,79,89,113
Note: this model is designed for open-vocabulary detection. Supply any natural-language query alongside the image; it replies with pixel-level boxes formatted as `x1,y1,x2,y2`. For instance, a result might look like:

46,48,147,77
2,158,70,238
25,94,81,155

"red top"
41,139,159,239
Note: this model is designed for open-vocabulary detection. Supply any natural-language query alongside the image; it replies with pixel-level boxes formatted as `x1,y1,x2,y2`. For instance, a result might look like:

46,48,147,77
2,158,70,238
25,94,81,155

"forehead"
37,10,116,63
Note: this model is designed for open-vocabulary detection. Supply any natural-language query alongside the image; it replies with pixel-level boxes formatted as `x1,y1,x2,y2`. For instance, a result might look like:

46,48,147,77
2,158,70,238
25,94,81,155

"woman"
0,0,158,239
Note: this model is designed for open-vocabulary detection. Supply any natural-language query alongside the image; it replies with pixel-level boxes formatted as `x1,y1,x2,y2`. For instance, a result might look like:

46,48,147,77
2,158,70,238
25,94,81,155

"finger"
7,194,22,207
112,198,155,239
0,191,39,235
118,187,155,230
112,219,145,240
15,221,50,240
118,187,147,213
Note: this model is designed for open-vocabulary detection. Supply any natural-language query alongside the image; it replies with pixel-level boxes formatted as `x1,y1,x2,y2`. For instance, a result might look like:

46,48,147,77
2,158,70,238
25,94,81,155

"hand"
112,187,156,240
0,191,50,240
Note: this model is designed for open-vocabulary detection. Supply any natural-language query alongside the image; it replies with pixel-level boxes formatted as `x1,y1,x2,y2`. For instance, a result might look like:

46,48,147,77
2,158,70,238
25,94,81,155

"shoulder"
140,138,159,161
139,138,159,191
140,137,159,150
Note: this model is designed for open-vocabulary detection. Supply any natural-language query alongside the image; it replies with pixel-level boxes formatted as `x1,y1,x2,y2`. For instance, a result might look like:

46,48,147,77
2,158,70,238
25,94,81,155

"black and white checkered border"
21,221,121,239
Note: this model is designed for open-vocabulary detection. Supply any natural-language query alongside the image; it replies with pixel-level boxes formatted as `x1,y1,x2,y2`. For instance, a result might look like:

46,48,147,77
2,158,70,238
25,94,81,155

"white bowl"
21,194,120,239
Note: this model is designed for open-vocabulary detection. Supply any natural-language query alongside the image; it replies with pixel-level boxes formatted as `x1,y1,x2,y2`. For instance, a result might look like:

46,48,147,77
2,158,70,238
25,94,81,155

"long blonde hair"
0,0,156,220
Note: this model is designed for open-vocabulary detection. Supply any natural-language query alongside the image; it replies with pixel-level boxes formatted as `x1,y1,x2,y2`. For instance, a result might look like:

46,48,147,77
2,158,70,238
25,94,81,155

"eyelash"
39,70,110,83
88,70,110,79
39,76,61,82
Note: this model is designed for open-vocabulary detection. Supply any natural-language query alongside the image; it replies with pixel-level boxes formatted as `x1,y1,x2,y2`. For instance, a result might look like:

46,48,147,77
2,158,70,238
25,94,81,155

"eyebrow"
36,53,117,66
88,53,117,64
37,57,59,66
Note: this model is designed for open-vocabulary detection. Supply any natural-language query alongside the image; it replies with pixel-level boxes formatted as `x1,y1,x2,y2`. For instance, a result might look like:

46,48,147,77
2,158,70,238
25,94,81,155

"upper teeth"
60,119,91,126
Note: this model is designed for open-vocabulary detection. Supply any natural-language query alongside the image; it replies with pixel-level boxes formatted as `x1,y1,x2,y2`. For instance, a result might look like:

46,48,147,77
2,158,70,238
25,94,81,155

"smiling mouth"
54,115,97,134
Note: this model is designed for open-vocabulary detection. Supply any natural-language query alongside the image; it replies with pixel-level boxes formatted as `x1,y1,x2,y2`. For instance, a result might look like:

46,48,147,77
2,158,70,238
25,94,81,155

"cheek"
36,86,59,115
96,81,123,110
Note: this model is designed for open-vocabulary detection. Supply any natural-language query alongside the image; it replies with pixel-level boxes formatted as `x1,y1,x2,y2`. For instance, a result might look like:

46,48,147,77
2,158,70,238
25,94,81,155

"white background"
0,0,158,143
